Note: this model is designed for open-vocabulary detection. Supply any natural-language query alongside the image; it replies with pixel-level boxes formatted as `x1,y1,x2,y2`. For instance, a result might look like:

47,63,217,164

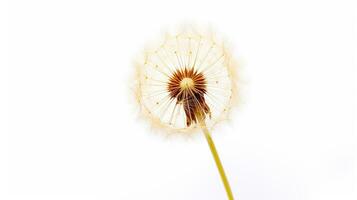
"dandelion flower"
134,26,238,200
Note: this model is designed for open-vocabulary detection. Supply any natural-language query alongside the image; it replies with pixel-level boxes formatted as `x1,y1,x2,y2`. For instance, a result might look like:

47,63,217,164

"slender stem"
199,120,235,200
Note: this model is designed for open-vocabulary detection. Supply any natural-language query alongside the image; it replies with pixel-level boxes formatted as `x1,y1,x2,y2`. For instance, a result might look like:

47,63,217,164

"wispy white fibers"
135,25,239,135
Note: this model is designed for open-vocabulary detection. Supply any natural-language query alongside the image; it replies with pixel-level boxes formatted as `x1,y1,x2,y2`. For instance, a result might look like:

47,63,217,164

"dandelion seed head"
135,26,239,134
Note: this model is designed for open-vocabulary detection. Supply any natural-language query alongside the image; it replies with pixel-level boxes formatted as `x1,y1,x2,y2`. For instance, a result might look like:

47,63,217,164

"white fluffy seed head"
134,25,239,135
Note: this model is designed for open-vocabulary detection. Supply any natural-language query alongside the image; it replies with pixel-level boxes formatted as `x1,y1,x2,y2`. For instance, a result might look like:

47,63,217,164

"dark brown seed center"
167,68,211,126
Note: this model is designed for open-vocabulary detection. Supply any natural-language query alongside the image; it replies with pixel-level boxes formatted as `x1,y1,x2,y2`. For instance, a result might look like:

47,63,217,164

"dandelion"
134,26,238,200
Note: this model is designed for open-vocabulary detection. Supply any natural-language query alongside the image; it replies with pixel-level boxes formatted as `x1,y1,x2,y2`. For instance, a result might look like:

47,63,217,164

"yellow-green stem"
199,120,235,200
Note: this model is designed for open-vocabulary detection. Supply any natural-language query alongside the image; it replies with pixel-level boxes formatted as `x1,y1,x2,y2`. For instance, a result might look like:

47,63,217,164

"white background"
1,0,356,199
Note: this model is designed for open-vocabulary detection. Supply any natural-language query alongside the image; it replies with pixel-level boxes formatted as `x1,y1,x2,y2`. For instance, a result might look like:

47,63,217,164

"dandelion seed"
134,26,239,200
